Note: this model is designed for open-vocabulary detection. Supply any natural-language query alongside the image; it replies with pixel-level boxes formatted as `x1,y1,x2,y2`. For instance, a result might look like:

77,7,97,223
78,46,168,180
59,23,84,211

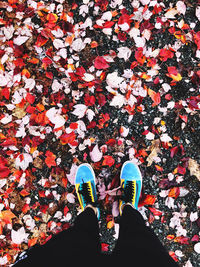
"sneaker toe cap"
75,165,95,184
121,162,142,181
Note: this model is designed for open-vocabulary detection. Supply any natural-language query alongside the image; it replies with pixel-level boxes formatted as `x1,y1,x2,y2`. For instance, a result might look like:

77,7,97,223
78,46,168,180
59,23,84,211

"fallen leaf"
146,139,161,166
45,151,57,168
0,210,16,224
188,158,200,181
94,56,109,69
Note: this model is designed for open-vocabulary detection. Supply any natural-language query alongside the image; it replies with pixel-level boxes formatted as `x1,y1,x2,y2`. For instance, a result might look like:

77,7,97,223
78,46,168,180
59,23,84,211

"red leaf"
169,251,179,262
40,205,48,213
69,122,78,130
75,66,86,76
0,167,10,178
26,93,35,104
106,139,116,147
179,115,188,123
97,93,106,106
45,151,57,168
46,13,58,24
84,94,96,106
102,155,115,167
60,132,77,146
148,207,163,216
103,21,115,28
174,236,189,245
191,235,199,242
0,156,10,178
135,48,146,65
1,88,10,100
35,34,48,47
101,243,109,252
159,48,174,62
64,206,69,216
0,137,17,147
94,56,109,70
177,165,186,175
167,66,182,81
46,71,53,79
170,146,179,158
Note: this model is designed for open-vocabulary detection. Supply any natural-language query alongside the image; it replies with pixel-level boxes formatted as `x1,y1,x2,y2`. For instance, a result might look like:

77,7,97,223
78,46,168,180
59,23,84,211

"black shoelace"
120,180,136,203
78,181,99,207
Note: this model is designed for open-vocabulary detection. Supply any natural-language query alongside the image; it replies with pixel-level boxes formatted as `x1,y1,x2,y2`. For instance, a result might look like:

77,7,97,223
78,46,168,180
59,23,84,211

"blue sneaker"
119,161,142,215
75,163,100,219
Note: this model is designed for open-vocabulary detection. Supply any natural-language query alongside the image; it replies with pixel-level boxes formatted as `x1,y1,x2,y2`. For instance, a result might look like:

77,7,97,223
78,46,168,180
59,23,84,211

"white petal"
67,164,78,185
139,0,150,5
106,72,124,88
72,104,87,118
13,36,29,46
176,1,186,15
0,74,8,87
160,133,172,142
52,79,63,93
86,109,95,122
82,73,94,82
101,11,112,21
24,78,35,91
117,47,132,61
110,94,125,108
134,37,146,48
196,6,200,21
58,48,67,59
90,144,103,162
53,39,65,49
71,38,86,52
194,243,200,254
11,227,29,244
0,114,12,124
146,132,155,140
190,212,198,222
15,153,33,171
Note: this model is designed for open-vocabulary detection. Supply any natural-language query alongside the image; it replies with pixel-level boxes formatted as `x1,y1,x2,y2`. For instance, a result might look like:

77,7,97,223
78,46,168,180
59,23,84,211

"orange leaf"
45,151,57,168
46,13,58,24
102,155,115,167
0,210,16,224
168,187,180,199
21,69,31,78
28,237,38,247
29,58,39,64
20,189,30,197
167,235,175,240
142,195,156,205
155,165,163,171
148,89,161,106
107,220,114,229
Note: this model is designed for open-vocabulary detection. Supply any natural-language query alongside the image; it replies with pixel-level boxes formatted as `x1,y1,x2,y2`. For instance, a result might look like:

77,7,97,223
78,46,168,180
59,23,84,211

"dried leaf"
188,158,200,181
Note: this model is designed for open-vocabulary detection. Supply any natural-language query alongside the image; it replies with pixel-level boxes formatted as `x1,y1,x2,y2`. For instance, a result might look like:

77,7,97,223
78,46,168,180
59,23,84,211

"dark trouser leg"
14,207,101,267
112,205,179,267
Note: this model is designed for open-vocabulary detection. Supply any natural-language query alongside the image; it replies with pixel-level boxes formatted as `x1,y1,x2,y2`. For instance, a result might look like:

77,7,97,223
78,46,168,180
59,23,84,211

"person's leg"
14,206,101,267
112,204,179,267
111,161,179,266
15,163,102,266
